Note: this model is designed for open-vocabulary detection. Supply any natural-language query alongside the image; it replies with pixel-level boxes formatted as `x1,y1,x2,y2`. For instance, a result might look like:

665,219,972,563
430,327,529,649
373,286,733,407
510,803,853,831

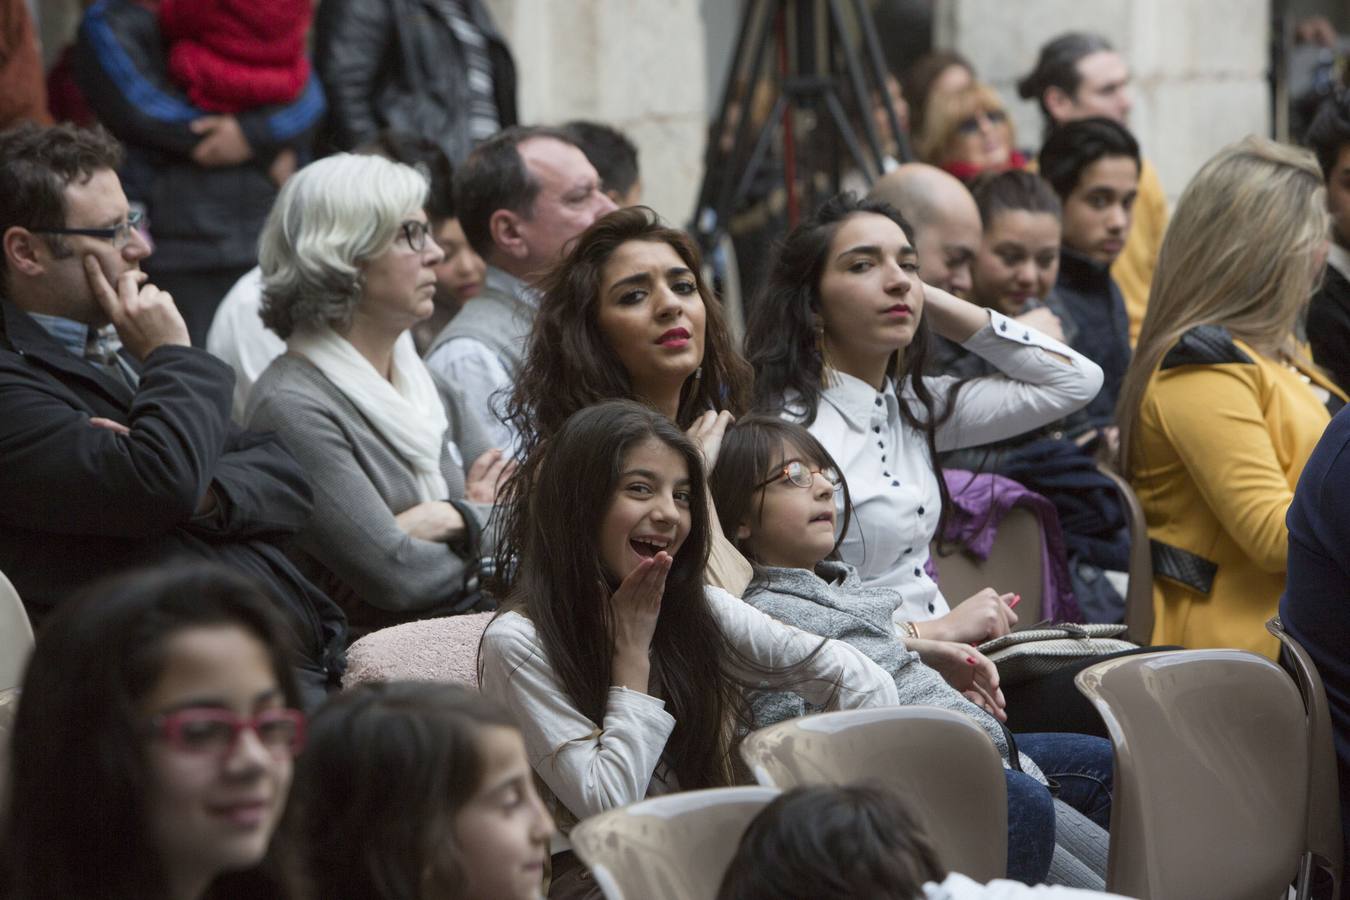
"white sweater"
478,585,899,827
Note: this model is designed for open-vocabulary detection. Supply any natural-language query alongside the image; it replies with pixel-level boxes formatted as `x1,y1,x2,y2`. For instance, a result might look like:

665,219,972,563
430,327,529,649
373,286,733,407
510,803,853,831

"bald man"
868,163,981,298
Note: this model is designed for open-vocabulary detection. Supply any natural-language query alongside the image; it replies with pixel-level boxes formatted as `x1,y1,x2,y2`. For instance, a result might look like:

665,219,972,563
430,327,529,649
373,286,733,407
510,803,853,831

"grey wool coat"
744,561,1044,781
246,352,496,636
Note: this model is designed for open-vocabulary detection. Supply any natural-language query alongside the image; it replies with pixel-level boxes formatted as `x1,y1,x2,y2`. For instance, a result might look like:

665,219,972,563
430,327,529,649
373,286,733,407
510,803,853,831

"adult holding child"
247,153,509,639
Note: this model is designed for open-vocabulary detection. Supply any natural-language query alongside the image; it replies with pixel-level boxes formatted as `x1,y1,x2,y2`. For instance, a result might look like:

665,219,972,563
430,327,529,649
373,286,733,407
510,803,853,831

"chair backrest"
1096,465,1153,644
568,786,780,900
1267,616,1344,893
0,569,33,692
935,505,1044,625
1076,649,1308,899
739,706,1007,882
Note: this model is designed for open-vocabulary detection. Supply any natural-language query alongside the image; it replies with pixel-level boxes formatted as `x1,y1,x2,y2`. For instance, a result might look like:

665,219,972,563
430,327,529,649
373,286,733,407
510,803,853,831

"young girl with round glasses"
477,400,899,898
0,563,305,900
709,416,1112,887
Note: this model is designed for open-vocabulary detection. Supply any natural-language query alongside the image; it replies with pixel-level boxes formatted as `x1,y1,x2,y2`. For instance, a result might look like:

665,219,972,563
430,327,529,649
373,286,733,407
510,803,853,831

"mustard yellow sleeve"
1147,364,1291,574
1113,159,1169,345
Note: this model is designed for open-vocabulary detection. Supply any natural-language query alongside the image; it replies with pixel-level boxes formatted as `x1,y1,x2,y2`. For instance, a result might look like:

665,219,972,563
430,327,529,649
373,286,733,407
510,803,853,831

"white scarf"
287,326,450,501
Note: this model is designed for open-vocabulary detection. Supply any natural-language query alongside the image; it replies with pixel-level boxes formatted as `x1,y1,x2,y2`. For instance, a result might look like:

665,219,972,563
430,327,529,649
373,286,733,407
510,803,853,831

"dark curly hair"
503,205,751,462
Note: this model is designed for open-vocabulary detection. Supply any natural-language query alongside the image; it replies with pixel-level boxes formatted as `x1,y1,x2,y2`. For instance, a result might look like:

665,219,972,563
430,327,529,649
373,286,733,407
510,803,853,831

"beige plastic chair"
1096,465,1153,645
935,505,1044,626
568,786,780,900
0,568,33,692
1075,649,1308,899
738,706,1007,882
1267,616,1344,900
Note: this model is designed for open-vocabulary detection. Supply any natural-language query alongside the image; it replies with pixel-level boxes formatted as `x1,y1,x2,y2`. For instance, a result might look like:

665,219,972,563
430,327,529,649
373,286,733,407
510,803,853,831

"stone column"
935,0,1272,201
484,0,710,224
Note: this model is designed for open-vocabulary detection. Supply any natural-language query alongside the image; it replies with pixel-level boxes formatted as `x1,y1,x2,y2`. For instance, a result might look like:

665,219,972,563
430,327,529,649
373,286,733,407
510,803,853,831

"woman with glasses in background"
247,154,509,638
919,83,1028,183
0,564,306,900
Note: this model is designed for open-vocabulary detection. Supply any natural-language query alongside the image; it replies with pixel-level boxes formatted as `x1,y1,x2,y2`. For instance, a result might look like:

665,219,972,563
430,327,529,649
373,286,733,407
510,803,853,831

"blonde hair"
1117,136,1329,476
918,82,1016,167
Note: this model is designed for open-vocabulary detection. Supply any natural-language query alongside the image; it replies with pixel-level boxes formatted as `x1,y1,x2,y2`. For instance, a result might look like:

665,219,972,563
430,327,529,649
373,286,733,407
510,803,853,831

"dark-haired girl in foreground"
718,783,1127,900
710,416,1111,887
478,400,899,898
0,564,305,900
746,192,1103,646
292,681,554,900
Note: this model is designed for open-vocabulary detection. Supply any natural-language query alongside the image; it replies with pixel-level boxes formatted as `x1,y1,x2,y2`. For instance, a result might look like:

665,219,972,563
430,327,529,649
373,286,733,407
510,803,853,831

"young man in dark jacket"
73,0,325,346
0,123,345,706
1039,117,1139,431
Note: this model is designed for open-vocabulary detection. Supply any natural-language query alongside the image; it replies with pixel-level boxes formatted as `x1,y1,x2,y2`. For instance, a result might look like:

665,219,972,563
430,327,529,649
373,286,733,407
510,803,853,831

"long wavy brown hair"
503,206,752,461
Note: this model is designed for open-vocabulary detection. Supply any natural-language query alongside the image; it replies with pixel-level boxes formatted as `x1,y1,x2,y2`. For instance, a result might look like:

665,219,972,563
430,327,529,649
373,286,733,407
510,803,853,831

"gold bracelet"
902,621,920,640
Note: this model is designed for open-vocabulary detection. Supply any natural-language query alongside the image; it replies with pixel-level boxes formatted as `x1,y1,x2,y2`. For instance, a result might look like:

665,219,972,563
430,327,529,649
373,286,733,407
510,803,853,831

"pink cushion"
342,613,493,690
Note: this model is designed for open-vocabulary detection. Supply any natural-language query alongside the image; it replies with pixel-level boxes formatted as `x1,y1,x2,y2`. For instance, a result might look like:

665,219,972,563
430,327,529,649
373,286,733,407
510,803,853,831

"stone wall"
935,0,1272,201
483,0,710,225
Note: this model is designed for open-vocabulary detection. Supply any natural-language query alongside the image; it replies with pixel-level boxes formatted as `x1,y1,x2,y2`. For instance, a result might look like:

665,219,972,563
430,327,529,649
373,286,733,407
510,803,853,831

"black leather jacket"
314,0,517,164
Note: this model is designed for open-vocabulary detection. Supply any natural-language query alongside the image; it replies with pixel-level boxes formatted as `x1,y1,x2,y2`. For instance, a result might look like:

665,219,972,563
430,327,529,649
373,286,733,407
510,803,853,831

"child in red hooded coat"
159,0,312,114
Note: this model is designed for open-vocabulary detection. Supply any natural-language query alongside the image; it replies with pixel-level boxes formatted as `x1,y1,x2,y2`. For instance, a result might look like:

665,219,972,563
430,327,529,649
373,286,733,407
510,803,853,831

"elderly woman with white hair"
247,154,510,637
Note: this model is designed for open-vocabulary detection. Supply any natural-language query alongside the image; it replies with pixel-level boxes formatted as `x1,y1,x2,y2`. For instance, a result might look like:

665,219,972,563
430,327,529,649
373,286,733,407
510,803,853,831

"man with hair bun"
1019,32,1167,345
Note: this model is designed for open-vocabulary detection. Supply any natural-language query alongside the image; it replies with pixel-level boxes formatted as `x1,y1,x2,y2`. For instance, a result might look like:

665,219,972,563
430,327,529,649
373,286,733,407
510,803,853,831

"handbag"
977,623,1137,687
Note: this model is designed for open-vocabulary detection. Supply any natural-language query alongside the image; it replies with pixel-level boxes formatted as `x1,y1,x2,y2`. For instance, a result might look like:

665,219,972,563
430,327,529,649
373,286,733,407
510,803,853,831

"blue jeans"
1003,732,1114,884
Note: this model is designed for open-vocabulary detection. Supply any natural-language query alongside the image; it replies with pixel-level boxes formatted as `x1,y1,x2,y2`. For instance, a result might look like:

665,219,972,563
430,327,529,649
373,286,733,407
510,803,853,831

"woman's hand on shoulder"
919,588,1017,643
394,501,466,543
464,448,516,504
906,637,1006,722
685,409,735,470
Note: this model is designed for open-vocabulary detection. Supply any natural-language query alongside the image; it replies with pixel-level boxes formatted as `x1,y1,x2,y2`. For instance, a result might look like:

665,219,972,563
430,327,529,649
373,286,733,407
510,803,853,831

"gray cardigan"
246,352,496,632
745,561,1043,780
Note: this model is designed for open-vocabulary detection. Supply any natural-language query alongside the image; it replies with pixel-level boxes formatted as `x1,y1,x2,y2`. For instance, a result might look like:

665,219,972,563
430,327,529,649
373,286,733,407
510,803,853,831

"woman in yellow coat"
1117,137,1345,660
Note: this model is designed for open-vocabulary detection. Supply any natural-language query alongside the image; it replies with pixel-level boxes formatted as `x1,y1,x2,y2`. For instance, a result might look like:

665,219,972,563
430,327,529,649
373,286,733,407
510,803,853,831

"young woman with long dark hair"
746,193,1103,647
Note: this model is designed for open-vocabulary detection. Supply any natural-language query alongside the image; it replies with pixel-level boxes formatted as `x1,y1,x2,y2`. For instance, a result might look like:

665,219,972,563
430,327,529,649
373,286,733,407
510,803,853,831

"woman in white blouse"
477,401,897,898
746,193,1103,646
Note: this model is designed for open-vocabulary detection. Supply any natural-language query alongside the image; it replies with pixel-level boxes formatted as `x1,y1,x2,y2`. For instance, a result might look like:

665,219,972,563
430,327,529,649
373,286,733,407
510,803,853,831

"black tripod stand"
691,0,913,254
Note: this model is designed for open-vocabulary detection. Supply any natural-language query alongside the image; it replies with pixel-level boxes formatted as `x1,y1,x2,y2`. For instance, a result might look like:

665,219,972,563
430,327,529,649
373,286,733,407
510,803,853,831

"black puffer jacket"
314,0,517,165
74,0,323,274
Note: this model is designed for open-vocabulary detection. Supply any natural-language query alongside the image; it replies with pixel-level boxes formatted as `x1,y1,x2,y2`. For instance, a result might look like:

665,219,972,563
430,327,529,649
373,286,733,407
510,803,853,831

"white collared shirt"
786,310,1103,632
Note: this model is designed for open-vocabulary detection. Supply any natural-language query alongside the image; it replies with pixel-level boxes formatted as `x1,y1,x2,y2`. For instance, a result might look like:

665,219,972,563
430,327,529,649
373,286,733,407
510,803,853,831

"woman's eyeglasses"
400,219,433,252
149,707,307,758
755,460,843,492
956,109,1008,136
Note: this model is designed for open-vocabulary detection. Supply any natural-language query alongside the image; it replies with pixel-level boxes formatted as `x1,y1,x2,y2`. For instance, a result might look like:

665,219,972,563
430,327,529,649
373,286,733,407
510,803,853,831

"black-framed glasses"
754,460,843,492
400,219,433,252
149,707,307,758
31,209,144,250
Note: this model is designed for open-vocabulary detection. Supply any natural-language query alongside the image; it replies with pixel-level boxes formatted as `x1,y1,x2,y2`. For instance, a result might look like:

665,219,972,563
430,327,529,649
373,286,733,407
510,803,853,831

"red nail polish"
966,657,976,665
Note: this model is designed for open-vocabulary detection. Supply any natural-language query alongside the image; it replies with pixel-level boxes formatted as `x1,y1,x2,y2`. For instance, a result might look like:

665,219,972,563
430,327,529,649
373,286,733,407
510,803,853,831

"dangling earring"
814,319,833,387
692,366,703,380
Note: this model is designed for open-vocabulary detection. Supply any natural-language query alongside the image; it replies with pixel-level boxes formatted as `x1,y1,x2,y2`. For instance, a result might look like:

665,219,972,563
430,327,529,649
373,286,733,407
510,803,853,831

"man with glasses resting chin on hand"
0,123,346,708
